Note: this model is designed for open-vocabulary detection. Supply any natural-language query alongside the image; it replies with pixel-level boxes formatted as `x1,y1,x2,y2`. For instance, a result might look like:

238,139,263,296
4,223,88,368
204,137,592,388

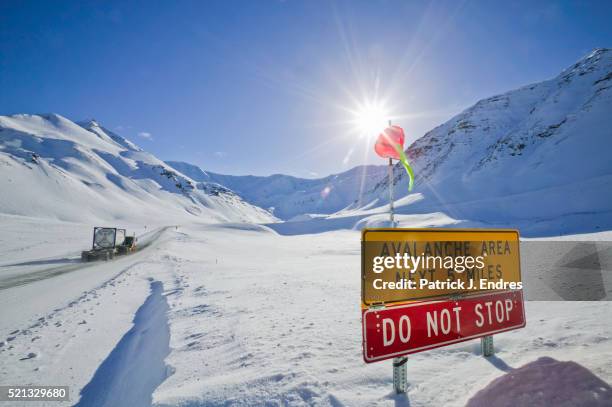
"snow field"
1,220,612,406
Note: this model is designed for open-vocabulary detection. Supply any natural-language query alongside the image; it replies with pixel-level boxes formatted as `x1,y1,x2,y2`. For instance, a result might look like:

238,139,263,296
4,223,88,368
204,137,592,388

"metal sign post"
388,157,395,227
386,120,404,392
481,335,494,357
387,120,395,228
393,356,408,393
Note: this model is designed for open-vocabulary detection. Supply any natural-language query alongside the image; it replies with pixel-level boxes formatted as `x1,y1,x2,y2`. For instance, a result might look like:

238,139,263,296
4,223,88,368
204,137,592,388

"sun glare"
351,100,390,138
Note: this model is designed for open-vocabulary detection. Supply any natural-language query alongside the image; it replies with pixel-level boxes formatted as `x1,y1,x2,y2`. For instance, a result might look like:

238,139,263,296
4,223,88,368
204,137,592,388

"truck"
81,227,137,262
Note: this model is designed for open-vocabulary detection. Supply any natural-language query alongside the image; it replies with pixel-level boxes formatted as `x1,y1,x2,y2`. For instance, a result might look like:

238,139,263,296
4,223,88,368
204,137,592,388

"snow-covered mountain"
2,49,610,235
165,161,387,220
0,114,275,224
168,49,612,235
342,48,612,235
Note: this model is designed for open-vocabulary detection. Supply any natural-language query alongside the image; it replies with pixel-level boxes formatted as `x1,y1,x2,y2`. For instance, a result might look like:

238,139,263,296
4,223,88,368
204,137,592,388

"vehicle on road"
81,227,137,262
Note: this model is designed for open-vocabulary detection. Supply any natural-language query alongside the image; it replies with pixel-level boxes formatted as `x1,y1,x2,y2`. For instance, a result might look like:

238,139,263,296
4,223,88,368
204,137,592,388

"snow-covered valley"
1,217,611,406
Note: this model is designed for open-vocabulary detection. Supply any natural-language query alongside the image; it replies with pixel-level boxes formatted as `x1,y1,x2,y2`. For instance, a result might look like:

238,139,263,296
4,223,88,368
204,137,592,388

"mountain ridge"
0,113,276,224
166,160,388,220
2,48,611,235
342,47,612,235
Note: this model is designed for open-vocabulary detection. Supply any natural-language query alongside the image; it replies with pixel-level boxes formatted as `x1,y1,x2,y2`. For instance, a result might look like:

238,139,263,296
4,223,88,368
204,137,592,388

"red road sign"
362,290,525,363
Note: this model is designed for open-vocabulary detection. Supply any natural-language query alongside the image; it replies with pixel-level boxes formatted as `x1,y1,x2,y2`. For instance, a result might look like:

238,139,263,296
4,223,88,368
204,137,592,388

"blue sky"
1,1,611,177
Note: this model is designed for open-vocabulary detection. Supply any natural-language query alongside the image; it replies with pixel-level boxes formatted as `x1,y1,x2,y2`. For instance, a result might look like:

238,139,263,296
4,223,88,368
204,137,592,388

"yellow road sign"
362,229,522,306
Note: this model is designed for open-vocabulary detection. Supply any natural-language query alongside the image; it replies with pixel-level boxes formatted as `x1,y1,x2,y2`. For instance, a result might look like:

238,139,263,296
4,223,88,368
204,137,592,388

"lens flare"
320,185,332,199
350,100,390,138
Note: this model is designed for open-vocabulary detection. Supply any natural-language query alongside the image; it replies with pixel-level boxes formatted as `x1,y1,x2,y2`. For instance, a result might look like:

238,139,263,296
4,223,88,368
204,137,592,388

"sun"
350,100,390,138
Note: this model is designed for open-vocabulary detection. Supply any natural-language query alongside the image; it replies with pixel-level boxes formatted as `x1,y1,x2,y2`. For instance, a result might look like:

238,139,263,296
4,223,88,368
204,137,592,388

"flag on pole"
374,125,403,160
374,125,415,192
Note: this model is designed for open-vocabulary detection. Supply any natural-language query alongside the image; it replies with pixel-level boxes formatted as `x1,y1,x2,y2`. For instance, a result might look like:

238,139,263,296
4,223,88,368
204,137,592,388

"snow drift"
466,356,612,407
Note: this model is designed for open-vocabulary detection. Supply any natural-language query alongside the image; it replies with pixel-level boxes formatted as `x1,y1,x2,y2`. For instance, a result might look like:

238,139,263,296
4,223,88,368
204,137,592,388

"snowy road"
0,226,170,290
1,221,611,406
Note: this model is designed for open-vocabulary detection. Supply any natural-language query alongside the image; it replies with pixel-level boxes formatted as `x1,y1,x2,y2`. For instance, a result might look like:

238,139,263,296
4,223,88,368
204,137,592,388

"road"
0,227,170,291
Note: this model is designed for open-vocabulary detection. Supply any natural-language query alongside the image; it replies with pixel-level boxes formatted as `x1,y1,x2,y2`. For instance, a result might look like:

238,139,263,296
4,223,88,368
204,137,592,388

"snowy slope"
171,49,612,235
311,48,612,236
166,161,387,220
0,114,275,224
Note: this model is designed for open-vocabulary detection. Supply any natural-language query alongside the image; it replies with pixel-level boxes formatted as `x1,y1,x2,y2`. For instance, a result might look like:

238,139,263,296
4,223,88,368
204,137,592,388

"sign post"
392,356,408,393
388,156,394,227
385,120,404,391
481,335,494,357
360,228,525,393
387,121,395,228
